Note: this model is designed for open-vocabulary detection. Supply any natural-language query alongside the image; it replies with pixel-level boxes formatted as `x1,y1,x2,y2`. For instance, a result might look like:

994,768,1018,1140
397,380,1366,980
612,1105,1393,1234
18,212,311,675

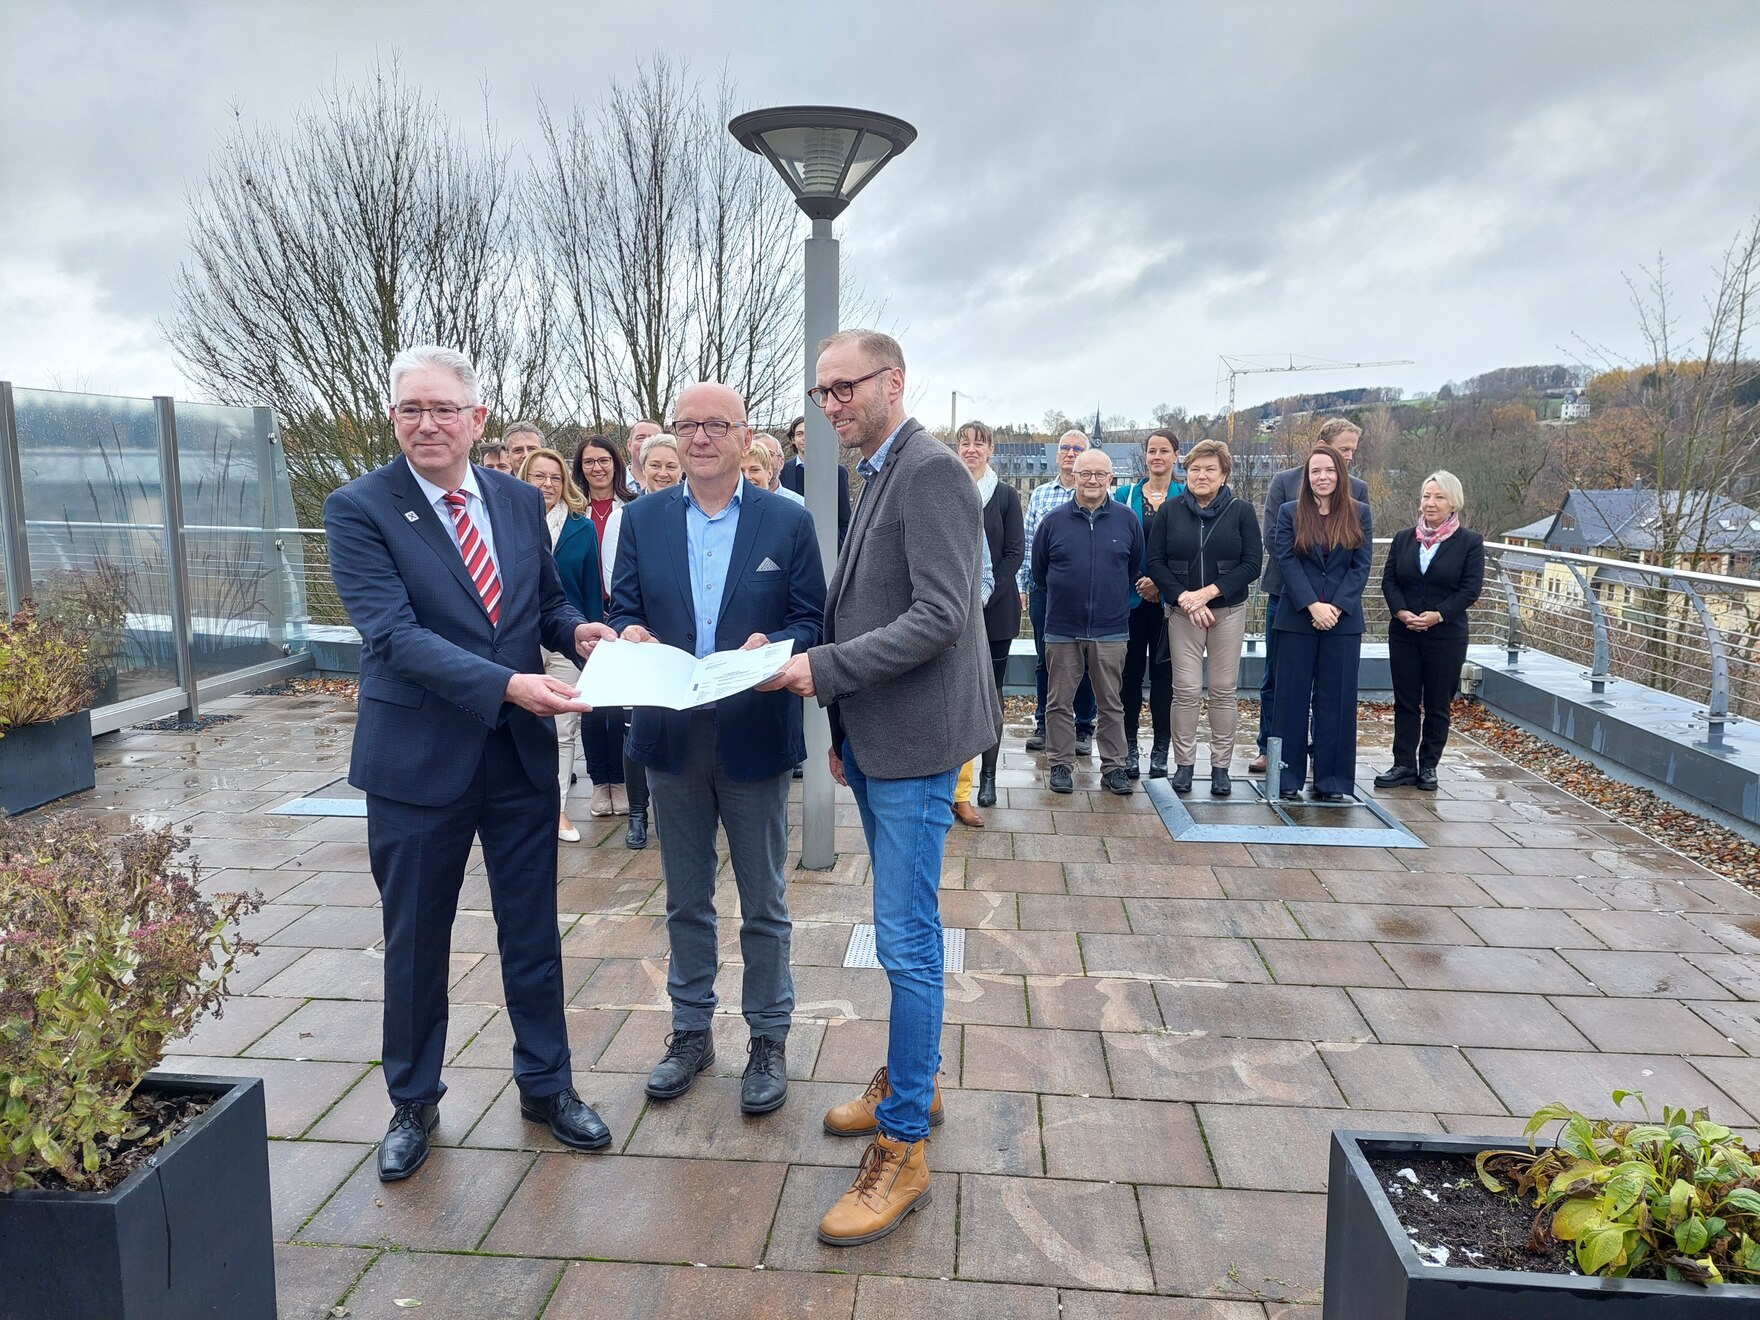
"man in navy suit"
605,382,826,1116
324,345,614,1182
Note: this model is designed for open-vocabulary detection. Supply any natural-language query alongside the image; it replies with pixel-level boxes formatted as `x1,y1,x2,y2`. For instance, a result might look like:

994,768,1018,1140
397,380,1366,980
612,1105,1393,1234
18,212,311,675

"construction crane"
1219,355,1414,445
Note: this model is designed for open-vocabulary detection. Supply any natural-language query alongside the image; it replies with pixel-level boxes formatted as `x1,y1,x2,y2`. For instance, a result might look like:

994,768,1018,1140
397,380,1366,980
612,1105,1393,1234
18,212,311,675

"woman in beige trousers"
1143,440,1264,795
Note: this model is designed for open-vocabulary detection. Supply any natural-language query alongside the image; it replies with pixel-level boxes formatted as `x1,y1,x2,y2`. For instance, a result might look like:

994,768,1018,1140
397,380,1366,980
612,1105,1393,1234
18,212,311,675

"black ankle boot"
976,769,997,807
1170,764,1194,793
1125,746,1141,780
625,806,648,850
1148,742,1170,778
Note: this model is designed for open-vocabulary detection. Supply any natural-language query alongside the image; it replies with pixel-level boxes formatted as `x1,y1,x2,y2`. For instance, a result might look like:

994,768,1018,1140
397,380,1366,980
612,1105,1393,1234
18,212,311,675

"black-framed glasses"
394,404,476,424
808,367,891,408
671,419,743,439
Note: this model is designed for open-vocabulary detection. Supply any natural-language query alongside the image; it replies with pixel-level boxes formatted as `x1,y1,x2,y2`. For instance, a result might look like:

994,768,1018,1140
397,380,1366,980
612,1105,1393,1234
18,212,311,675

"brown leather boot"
817,1134,932,1246
822,1065,943,1137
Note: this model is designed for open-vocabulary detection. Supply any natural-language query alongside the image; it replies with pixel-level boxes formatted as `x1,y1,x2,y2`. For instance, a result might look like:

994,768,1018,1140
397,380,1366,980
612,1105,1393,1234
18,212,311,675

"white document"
576,637,795,710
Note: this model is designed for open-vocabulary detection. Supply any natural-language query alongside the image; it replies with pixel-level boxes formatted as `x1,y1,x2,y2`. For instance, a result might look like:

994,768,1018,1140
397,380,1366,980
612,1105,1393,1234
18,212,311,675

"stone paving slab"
63,693,1760,1315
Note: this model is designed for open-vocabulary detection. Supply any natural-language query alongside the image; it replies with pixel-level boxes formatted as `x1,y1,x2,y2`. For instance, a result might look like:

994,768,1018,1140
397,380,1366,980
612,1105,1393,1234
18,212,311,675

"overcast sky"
6,0,1759,427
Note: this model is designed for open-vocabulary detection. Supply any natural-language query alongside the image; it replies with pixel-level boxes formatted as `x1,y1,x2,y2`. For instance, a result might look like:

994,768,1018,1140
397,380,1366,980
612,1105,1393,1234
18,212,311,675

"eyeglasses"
1075,472,1111,482
527,473,563,486
580,456,614,468
808,367,891,408
671,419,744,439
1057,443,1087,454
394,404,475,424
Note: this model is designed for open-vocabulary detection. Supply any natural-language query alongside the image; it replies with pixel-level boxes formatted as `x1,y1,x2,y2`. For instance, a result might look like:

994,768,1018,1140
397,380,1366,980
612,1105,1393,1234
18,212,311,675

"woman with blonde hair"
1375,470,1484,792
519,447,602,841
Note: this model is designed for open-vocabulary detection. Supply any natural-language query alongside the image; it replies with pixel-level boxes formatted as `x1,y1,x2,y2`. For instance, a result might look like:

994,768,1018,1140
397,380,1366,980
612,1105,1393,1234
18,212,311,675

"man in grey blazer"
763,328,999,1248
1252,417,1367,771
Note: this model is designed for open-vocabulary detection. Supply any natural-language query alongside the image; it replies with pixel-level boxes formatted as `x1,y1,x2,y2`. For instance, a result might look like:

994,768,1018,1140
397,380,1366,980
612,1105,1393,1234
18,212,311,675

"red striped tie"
442,490,501,625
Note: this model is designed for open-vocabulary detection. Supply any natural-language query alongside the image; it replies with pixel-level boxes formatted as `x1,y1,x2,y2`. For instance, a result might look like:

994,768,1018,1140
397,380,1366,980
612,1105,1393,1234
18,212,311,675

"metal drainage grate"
844,924,966,973
1144,777,1425,848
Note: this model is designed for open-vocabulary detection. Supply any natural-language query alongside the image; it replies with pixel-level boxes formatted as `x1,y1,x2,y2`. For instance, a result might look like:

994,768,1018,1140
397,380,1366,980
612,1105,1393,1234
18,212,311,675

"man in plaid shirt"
1018,429,1097,752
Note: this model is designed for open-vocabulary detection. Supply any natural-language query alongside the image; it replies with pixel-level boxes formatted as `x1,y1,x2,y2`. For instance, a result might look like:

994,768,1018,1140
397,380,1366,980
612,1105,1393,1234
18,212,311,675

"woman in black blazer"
1375,470,1485,791
957,422,1026,808
1269,443,1373,801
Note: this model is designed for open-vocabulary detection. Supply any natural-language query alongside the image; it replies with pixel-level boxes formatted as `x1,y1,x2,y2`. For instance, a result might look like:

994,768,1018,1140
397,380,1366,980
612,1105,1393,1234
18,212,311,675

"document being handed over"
575,637,796,710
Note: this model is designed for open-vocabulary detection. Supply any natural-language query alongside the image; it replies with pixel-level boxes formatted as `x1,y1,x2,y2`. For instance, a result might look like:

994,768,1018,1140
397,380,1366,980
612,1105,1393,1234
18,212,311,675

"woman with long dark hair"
1268,442,1372,801
573,434,637,818
1116,427,1181,777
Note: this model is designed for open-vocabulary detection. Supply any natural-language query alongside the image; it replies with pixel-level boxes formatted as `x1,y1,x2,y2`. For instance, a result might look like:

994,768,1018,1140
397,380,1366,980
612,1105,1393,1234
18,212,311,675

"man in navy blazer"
604,381,826,1117
324,345,614,1182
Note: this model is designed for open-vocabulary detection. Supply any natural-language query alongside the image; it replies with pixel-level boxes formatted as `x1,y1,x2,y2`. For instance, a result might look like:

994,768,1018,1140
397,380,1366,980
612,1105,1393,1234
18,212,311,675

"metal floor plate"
844,924,966,973
1145,776,1425,848
268,797,368,817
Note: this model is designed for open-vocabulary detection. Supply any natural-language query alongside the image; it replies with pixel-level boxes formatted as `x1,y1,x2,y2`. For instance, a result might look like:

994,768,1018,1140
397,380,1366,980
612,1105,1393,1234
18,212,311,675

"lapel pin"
404,510,420,523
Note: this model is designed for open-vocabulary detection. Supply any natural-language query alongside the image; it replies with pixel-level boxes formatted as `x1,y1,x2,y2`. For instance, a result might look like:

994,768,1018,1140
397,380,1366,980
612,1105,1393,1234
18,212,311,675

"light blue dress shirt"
852,421,906,519
1418,541,1440,574
682,478,745,659
409,460,499,577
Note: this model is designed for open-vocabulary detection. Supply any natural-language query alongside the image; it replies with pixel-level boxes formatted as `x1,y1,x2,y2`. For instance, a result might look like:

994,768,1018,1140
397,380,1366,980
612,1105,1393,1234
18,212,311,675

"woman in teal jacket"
1113,428,1183,777
520,447,602,843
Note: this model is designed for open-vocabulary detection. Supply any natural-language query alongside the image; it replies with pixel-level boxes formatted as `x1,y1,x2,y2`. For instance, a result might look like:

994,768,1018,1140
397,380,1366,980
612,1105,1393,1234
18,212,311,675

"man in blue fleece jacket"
1030,448,1143,796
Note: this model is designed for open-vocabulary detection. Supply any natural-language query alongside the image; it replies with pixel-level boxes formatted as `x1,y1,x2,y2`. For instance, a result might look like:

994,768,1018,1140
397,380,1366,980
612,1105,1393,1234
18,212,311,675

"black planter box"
0,1073,276,1320
0,708,95,815
1325,1131,1760,1317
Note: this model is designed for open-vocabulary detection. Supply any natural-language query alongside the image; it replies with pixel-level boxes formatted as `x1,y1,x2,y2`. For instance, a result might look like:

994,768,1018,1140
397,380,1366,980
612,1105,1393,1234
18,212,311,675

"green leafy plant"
1477,1091,1760,1285
0,604,94,735
0,816,261,1190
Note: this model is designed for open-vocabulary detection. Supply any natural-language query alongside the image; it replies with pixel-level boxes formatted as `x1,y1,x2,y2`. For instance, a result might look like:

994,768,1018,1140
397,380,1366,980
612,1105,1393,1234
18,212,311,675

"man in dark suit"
1251,418,1368,773
324,345,613,1183
780,415,852,545
605,382,825,1117
764,330,1000,1248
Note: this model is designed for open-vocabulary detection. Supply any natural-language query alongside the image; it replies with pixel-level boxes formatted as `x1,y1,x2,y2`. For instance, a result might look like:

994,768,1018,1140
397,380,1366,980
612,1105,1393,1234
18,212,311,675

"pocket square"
756,557,782,572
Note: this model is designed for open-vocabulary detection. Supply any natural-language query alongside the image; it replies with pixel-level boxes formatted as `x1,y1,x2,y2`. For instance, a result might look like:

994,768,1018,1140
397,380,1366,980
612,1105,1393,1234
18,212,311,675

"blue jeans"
1029,586,1094,735
841,737,954,1142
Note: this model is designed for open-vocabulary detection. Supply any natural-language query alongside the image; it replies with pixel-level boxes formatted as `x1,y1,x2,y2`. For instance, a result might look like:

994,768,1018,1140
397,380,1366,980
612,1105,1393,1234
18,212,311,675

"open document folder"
575,636,795,711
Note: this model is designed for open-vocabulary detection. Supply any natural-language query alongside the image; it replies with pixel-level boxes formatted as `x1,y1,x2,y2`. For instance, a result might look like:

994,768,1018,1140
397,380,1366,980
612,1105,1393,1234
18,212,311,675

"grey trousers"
1167,601,1249,769
644,712,794,1039
1047,640,1128,772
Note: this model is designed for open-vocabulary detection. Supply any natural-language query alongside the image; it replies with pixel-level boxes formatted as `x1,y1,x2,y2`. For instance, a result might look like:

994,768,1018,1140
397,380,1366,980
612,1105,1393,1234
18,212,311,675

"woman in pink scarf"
1375,470,1485,791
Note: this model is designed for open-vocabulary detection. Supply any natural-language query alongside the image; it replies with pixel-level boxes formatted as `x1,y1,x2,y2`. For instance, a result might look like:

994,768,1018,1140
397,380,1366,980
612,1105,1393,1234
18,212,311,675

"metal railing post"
0,382,32,613
154,396,200,721
255,407,289,656
1488,558,1522,669
1671,575,1731,746
1564,563,1612,696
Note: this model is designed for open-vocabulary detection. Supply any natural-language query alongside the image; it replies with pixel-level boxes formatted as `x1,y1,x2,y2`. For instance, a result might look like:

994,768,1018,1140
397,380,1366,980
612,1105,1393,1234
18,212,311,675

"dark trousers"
980,637,1012,774
1256,593,1279,751
581,708,625,784
1030,585,1094,735
367,725,571,1106
1271,629,1362,796
1121,599,1172,747
621,752,650,810
1389,632,1469,771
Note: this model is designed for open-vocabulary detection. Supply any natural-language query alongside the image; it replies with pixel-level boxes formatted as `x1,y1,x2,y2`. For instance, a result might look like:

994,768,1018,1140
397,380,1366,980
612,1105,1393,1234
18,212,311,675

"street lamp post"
729,106,917,871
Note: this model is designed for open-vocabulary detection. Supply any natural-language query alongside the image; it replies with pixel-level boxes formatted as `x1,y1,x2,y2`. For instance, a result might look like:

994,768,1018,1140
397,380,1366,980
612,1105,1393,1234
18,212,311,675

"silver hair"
1059,429,1090,447
640,433,680,459
389,345,481,405
1422,469,1466,515
502,419,545,442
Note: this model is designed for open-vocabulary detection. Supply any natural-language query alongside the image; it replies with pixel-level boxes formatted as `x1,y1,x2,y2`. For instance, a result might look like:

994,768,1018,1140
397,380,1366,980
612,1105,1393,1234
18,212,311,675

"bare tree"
531,58,804,429
166,63,554,523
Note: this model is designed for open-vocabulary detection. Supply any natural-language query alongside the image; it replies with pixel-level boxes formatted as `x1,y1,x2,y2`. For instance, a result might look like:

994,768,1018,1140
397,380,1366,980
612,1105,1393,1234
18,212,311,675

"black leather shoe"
1103,768,1133,796
1416,768,1439,792
1074,731,1094,756
1170,764,1194,794
1025,728,1046,751
741,1036,788,1115
1280,790,1304,801
1148,742,1169,778
520,1086,611,1150
792,762,805,779
625,806,648,850
1374,765,1419,789
1211,767,1232,796
1312,791,1352,803
1125,747,1140,779
976,769,997,807
1048,764,1074,794
377,1101,439,1182
645,1029,715,1099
